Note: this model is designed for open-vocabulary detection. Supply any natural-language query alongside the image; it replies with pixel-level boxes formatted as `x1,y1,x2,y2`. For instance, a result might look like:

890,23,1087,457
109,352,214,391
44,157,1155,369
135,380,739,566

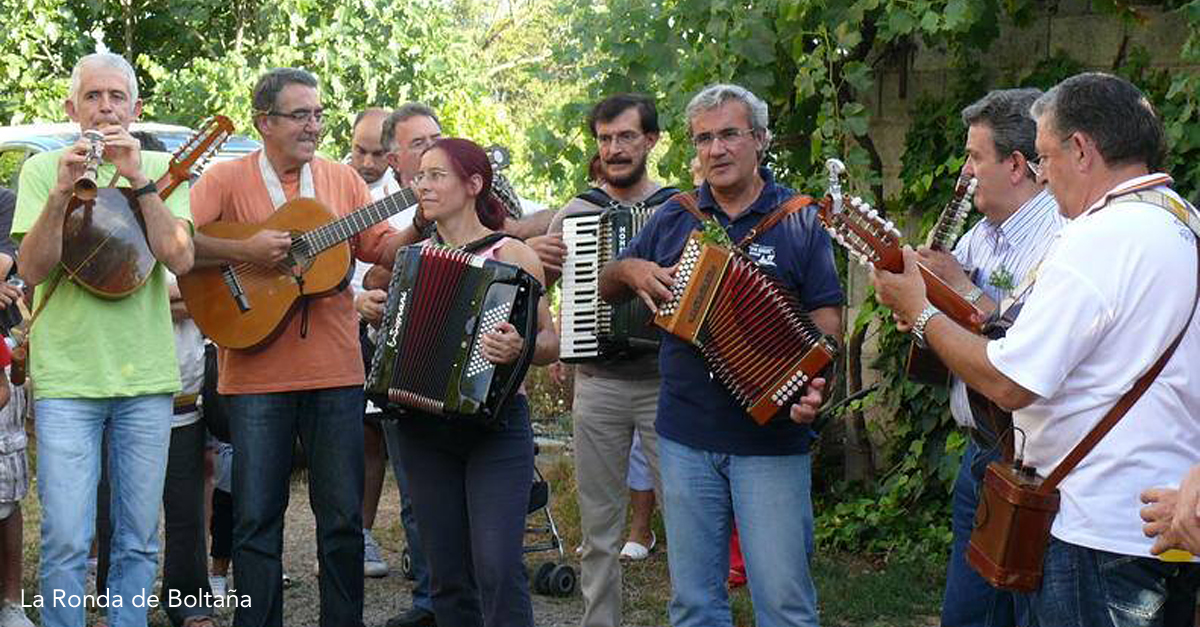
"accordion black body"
365,245,542,427
654,231,839,424
559,190,674,363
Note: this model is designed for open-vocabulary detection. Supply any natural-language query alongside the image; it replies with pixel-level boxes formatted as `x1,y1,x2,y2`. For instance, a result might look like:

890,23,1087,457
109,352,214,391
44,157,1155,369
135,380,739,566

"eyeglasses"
692,127,756,148
407,135,441,153
596,131,643,147
412,168,450,186
263,109,325,124
1027,156,1044,178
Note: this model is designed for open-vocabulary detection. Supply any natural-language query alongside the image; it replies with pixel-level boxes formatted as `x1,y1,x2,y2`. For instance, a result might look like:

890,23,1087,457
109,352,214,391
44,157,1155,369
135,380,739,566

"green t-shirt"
12,148,190,399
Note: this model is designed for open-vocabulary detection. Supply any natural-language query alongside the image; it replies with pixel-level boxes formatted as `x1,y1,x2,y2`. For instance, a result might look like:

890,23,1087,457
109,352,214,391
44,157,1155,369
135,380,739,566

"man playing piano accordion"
598,84,841,627
537,94,678,627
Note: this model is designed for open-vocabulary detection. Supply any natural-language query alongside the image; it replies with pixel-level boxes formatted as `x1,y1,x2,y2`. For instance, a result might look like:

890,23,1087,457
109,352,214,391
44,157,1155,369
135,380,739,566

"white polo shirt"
986,175,1200,557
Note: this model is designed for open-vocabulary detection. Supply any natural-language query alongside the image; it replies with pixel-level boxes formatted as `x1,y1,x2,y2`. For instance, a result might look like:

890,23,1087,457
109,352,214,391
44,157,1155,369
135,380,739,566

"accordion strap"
1039,236,1200,495
672,191,814,250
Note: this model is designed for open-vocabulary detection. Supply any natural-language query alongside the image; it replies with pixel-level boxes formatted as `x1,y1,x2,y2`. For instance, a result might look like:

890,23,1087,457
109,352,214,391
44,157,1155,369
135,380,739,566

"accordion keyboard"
560,212,604,360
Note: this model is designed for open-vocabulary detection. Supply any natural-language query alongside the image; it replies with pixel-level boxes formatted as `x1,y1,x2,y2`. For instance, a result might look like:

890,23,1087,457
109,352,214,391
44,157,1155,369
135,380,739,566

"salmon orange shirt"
190,151,396,394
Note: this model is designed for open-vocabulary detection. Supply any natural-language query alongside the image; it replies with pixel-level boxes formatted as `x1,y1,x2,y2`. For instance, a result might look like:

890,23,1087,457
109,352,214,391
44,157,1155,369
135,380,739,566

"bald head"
350,107,391,184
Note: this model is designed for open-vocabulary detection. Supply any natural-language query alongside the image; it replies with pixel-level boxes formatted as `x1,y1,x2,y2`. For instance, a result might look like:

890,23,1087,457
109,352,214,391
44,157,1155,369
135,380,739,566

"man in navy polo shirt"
598,83,843,627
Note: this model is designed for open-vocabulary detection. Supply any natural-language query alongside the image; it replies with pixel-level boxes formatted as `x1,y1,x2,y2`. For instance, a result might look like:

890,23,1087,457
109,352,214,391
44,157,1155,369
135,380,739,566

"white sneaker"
0,603,35,627
208,574,228,598
363,529,390,578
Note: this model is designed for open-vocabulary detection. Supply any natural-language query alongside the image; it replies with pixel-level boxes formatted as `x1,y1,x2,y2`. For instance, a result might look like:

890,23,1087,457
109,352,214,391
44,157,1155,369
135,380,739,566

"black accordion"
654,230,838,424
559,187,675,362
365,245,542,427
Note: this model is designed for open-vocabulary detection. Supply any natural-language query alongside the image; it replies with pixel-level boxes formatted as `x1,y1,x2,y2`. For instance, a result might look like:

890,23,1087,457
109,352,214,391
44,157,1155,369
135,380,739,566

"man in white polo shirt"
873,72,1200,625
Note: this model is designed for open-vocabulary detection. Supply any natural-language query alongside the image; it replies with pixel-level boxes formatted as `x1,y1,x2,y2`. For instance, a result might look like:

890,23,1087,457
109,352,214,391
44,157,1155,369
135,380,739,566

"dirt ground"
204,463,585,627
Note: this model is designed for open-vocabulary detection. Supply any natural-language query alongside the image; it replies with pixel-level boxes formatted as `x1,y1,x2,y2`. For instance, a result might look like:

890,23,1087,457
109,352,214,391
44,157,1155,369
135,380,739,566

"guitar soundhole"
279,237,315,277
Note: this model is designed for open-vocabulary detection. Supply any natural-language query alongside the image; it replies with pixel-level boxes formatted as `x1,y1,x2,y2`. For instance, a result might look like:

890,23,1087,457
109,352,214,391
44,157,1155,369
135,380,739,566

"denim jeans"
227,386,365,627
658,436,818,627
393,395,534,627
1031,537,1200,627
943,439,1031,627
380,417,434,613
36,395,172,627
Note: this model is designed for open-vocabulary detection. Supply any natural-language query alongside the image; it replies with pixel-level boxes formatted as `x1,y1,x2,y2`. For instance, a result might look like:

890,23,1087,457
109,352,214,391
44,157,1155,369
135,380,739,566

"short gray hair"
69,53,138,103
685,84,770,134
382,103,440,152
1030,72,1165,171
252,68,318,114
961,88,1042,178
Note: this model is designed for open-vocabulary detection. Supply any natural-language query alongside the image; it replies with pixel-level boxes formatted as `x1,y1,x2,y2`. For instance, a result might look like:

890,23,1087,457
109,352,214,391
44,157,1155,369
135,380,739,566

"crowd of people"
0,49,1197,627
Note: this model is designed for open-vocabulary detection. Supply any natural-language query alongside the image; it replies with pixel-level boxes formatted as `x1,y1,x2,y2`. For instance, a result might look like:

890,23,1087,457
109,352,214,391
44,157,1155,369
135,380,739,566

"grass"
537,453,944,627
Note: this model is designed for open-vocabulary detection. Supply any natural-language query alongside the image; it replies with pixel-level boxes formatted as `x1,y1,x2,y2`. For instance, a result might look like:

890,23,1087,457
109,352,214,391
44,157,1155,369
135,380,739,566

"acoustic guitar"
815,193,984,334
906,168,978,385
179,187,419,350
61,116,235,298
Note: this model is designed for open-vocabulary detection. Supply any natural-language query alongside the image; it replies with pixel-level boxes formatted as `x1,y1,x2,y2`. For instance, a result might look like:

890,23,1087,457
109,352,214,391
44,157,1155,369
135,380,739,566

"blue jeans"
380,417,434,613
1031,537,1200,627
658,436,818,627
36,395,172,627
227,386,365,627
393,396,534,627
943,439,1031,627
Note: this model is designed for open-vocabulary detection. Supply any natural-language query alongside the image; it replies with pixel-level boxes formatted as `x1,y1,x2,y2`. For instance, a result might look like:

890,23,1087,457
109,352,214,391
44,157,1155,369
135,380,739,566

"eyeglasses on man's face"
692,127,756,148
596,130,643,147
264,108,325,124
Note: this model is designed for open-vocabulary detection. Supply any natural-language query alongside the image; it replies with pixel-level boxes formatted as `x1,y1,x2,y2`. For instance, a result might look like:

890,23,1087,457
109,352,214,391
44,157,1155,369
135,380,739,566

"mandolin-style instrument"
815,161,984,334
179,187,419,350
907,166,978,384
61,116,235,298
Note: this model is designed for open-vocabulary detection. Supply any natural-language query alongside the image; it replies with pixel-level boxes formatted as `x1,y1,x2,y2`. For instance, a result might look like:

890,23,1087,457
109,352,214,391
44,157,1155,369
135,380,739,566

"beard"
602,156,648,190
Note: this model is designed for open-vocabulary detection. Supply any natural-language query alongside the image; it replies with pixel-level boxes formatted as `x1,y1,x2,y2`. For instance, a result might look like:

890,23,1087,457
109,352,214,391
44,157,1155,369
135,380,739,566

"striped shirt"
949,189,1065,427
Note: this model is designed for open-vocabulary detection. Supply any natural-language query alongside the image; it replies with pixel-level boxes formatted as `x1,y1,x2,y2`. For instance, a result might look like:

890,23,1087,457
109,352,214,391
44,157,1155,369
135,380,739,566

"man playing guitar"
189,67,411,627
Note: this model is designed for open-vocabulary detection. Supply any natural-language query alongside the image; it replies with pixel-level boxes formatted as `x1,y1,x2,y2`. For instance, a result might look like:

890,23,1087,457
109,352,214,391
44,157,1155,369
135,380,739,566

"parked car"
0,121,260,189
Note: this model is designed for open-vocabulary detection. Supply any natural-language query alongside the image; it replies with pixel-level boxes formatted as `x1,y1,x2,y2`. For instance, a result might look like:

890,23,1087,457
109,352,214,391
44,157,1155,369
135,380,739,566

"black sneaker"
385,607,436,627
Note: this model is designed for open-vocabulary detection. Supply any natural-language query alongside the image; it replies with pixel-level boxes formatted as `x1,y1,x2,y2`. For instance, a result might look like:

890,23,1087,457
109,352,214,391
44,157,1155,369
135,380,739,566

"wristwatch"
963,285,984,304
133,181,158,199
911,305,943,349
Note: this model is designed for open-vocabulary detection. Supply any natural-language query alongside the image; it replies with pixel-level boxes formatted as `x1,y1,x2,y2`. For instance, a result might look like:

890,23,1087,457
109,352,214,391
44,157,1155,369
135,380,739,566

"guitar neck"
303,188,420,254
925,170,975,251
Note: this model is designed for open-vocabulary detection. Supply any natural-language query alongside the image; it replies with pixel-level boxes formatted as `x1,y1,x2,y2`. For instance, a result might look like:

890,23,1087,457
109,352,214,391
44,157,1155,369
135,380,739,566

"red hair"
426,138,507,230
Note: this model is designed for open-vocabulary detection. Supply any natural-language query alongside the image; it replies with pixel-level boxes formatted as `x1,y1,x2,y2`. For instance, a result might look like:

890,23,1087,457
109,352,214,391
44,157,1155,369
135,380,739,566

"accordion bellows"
654,231,838,424
365,245,541,427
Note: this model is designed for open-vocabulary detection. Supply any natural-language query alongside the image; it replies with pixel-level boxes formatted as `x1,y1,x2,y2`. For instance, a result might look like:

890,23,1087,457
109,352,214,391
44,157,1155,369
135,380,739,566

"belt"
174,393,199,416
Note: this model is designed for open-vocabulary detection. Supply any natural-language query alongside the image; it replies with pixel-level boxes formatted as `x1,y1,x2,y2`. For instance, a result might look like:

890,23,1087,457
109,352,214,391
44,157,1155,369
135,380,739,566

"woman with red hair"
386,138,557,627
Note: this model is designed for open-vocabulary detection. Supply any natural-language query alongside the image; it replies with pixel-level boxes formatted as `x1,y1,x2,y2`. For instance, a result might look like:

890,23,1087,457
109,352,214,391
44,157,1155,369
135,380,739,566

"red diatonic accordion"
365,245,541,427
654,231,838,424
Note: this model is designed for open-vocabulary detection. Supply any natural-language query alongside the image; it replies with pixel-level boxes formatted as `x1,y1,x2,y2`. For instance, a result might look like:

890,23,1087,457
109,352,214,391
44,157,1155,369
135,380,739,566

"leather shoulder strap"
1040,237,1200,494
736,194,813,249
672,191,708,223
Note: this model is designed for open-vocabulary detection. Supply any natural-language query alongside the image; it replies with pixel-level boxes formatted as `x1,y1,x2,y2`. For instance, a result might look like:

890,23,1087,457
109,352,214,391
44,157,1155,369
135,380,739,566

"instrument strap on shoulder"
461,232,511,254
1037,184,1200,495
670,191,815,250
736,194,813,249
577,186,681,212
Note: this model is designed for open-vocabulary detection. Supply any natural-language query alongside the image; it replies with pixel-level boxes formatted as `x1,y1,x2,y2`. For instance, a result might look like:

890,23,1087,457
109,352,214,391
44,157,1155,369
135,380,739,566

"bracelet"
963,285,984,304
133,181,158,199
911,304,943,349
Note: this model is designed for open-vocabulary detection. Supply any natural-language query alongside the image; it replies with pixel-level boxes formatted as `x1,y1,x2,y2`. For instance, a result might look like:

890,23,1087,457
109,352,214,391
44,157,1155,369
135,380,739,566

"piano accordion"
654,230,838,424
365,245,542,427
560,206,659,362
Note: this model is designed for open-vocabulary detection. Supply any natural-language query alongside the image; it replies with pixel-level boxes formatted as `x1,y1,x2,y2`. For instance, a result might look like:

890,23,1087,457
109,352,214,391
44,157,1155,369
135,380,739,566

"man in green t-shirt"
11,52,193,627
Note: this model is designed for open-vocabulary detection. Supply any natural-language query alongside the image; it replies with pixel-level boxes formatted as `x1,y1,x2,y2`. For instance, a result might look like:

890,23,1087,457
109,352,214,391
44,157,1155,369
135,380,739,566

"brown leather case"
966,462,1060,592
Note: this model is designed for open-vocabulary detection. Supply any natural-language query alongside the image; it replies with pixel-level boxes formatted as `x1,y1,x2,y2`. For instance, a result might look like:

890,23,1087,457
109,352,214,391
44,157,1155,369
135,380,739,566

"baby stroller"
525,442,576,597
